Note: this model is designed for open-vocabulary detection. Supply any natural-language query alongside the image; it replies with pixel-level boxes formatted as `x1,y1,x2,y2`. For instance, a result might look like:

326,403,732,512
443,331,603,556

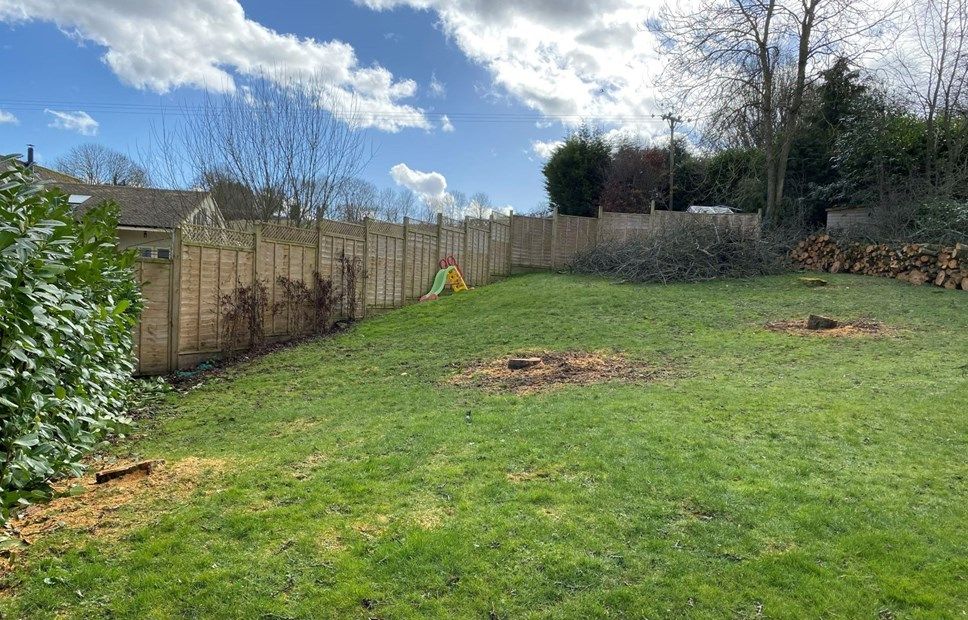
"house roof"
53,182,212,230
30,164,85,184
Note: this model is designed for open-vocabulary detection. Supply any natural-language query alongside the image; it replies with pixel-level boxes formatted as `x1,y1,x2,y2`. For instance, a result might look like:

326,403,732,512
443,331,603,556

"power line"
0,97,693,124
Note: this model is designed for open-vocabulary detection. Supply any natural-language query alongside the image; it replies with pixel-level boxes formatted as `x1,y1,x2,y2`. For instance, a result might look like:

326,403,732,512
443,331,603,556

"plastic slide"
419,257,469,302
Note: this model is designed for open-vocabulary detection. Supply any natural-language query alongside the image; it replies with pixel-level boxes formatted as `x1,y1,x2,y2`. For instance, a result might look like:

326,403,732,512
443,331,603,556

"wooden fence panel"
554,214,598,267
439,223,463,266
132,258,172,376
464,219,490,287
367,220,405,309
511,215,553,269
405,220,438,302
599,211,761,242
318,219,366,319
177,224,256,369
490,216,511,277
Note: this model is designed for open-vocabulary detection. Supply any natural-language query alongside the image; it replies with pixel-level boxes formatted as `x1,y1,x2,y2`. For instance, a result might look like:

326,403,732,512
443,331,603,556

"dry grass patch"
450,351,658,394
352,514,390,538
766,318,895,337
506,470,552,483
292,452,329,480
411,506,451,530
5,457,227,547
271,417,324,438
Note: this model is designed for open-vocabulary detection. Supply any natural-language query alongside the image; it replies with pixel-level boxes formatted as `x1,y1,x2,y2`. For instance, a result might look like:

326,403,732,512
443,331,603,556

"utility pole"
661,113,683,211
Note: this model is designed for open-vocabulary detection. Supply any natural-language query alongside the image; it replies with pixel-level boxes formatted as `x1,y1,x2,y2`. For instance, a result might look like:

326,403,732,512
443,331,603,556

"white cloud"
0,0,429,132
390,163,448,199
440,115,455,132
45,109,99,135
429,72,446,98
0,109,17,124
531,139,563,160
357,0,667,136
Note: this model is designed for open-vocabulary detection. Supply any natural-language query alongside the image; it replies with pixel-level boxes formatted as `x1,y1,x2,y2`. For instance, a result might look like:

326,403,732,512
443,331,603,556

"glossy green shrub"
0,157,142,520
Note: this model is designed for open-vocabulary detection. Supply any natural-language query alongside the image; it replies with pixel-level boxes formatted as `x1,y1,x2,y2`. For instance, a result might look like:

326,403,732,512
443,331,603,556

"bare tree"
149,71,371,225
55,143,149,186
468,192,493,218
373,187,418,222
651,0,896,220
333,178,378,222
449,191,469,218
892,0,968,193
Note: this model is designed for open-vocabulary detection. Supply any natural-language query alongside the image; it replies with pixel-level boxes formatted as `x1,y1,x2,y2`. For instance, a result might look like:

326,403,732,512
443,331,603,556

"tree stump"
95,460,157,484
806,315,839,330
507,357,542,370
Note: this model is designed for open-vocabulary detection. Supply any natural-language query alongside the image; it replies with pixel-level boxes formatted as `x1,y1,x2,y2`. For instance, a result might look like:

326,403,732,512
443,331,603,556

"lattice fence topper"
319,219,366,239
182,224,255,250
466,218,491,230
261,222,319,246
442,215,465,230
368,220,405,238
408,221,438,236
492,212,511,223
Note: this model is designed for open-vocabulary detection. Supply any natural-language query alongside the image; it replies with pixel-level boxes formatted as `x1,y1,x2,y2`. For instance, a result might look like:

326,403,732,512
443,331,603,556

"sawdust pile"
765,318,894,337
450,351,658,394
5,457,227,547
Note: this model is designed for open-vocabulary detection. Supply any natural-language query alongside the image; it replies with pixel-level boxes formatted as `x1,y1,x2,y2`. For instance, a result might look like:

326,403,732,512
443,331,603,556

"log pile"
790,234,968,290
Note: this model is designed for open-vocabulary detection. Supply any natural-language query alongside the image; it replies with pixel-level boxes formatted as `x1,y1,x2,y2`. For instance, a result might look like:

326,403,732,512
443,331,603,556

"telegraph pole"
661,113,683,211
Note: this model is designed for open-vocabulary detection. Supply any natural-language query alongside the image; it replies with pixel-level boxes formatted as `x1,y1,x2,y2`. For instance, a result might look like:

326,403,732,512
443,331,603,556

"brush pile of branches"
791,234,968,290
572,219,795,283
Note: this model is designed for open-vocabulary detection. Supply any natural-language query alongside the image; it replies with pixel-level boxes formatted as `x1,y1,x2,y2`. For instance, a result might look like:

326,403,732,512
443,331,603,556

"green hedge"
0,156,142,519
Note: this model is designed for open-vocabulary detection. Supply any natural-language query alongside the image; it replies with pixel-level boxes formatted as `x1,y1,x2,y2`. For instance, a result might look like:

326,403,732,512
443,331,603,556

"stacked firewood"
790,234,968,290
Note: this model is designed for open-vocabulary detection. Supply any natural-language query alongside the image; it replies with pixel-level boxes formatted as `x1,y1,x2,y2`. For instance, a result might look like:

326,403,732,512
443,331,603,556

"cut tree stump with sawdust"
508,357,543,370
806,315,839,330
95,460,159,484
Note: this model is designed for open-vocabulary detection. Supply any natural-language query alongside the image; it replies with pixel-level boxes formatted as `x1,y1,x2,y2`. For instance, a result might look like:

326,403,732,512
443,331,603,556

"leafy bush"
572,219,794,283
0,157,142,519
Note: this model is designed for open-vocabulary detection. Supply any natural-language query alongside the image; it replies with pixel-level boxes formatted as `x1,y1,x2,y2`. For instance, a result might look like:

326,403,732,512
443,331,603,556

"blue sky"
0,0,668,214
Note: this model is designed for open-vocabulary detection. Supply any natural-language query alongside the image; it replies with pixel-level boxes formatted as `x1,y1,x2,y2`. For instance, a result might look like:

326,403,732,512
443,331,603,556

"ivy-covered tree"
542,125,611,217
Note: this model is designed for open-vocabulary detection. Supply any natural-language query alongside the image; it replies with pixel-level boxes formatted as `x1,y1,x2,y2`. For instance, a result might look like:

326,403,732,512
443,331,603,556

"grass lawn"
2,273,966,619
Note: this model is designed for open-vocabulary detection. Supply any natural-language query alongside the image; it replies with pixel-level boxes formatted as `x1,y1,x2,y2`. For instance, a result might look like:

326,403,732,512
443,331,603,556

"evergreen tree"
542,125,611,217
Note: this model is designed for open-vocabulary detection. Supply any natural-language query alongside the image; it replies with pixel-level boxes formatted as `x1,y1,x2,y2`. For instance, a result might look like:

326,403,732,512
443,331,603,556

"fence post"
485,213,494,284
596,204,603,245
462,217,469,282
168,227,182,373
315,218,323,277
401,217,409,306
362,216,370,318
550,207,560,270
507,209,514,275
253,223,262,285
435,212,443,262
